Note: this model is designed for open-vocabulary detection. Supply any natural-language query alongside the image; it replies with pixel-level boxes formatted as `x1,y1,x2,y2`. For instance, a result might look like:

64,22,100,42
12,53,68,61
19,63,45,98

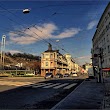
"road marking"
32,83,53,88
23,83,45,87
53,83,69,89
63,83,77,89
43,83,61,88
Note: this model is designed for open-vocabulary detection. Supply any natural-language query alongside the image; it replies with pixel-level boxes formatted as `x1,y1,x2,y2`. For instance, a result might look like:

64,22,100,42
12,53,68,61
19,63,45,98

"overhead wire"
0,3,50,44
0,4,72,55
0,3,78,64
0,2,90,64
0,2,70,53
0,5,50,47
0,2,81,65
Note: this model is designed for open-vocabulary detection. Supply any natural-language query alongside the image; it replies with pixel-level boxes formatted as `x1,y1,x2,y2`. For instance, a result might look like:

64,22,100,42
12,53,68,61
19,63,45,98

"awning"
102,68,110,71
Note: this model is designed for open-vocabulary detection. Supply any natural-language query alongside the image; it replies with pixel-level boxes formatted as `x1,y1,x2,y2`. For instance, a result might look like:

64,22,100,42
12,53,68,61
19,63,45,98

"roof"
44,50,56,52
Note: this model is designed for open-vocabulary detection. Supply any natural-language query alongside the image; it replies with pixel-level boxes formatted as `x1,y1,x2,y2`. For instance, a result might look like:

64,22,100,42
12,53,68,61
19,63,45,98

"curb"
50,79,86,110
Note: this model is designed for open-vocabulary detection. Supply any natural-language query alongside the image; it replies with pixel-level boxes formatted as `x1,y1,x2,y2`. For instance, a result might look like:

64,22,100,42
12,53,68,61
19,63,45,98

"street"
0,77,83,109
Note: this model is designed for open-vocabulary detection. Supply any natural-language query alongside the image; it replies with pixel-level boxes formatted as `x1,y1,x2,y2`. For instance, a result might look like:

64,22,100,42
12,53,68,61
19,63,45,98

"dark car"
44,73,53,79
55,73,63,78
63,73,70,77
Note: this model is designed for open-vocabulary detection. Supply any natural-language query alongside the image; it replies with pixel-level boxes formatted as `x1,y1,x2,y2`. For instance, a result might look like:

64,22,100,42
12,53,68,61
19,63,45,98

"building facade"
64,54,76,73
82,63,92,73
92,3,110,75
41,44,68,76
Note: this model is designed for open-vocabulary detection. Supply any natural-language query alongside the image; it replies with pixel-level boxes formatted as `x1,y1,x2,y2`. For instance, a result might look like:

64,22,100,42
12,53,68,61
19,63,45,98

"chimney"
48,43,52,50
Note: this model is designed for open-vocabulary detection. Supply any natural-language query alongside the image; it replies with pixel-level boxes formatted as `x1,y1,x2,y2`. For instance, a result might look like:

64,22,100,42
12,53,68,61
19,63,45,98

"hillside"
0,52,41,70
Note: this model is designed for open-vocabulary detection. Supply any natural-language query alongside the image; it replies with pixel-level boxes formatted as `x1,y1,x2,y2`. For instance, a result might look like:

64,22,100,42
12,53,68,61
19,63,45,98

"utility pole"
92,47,103,83
1,35,6,70
98,48,103,83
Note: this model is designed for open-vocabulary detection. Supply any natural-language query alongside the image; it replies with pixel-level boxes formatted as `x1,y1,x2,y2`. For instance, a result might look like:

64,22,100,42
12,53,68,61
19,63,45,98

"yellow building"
41,44,68,76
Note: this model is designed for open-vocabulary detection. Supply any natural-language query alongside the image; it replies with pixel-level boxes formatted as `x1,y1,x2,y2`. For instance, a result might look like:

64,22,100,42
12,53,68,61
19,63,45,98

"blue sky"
0,0,109,65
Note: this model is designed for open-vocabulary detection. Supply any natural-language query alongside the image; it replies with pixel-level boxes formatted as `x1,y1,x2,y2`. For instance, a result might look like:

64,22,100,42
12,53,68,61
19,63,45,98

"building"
64,53,75,73
41,43,68,76
92,2,110,76
82,63,92,73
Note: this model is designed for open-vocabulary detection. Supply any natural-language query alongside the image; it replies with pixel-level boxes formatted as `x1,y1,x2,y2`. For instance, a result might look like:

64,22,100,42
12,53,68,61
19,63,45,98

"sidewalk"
103,77,110,109
51,78,105,109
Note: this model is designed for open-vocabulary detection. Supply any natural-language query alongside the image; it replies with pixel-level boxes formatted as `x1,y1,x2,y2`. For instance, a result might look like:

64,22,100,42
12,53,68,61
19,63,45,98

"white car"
72,73,77,76
70,73,78,77
26,73,35,76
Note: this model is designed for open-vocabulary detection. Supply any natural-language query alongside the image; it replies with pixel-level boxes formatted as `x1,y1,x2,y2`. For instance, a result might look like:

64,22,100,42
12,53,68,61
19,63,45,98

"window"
42,54,44,58
45,62,48,66
50,54,53,58
108,12,110,17
107,35,109,42
108,45,110,53
104,38,105,44
45,54,49,58
54,53,55,58
106,25,109,31
105,16,107,22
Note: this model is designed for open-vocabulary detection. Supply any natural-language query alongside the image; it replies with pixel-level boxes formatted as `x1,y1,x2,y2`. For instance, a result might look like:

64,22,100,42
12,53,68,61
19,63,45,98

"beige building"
64,54,75,73
41,44,68,76
82,63,92,73
92,3,110,73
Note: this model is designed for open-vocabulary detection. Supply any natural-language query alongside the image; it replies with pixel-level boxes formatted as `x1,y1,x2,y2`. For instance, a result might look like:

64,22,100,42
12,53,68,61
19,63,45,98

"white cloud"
87,20,98,30
53,28,81,39
75,55,92,65
77,55,91,59
9,23,81,45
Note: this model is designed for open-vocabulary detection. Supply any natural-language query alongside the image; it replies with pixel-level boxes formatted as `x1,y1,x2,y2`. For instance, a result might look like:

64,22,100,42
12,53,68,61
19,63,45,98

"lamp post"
1,35,6,70
98,48,103,83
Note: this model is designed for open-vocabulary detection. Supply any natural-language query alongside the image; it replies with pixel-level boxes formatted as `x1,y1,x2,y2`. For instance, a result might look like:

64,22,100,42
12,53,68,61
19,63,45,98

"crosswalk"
24,82,77,90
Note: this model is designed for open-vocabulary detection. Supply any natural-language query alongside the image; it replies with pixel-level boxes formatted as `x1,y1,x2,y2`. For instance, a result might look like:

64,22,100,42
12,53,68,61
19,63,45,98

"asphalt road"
0,77,83,109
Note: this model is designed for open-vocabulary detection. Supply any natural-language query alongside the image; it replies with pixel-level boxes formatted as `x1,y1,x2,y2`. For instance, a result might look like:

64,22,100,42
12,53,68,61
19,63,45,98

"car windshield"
65,73,69,75
0,1,109,110
46,73,52,75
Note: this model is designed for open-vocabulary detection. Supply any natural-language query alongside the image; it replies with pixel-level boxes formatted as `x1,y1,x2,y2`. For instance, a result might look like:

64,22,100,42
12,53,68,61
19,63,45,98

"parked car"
63,73,70,77
44,73,53,79
25,73,35,76
70,73,78,77
55,73,63,78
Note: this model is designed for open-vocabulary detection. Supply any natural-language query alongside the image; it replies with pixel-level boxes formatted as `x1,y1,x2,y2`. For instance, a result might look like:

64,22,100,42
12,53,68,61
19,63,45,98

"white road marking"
53,83,69,89
32,83,53,88
23,83,45,87
63,83,77,89
43,83,61,88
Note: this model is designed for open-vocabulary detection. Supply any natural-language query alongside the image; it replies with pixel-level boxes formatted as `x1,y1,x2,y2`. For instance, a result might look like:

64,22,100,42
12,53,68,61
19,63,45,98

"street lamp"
1,35,6,70
23,9,30,14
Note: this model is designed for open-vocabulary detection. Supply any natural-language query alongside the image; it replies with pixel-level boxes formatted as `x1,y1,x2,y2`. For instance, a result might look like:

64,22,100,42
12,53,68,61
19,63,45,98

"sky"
0,0,109,65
